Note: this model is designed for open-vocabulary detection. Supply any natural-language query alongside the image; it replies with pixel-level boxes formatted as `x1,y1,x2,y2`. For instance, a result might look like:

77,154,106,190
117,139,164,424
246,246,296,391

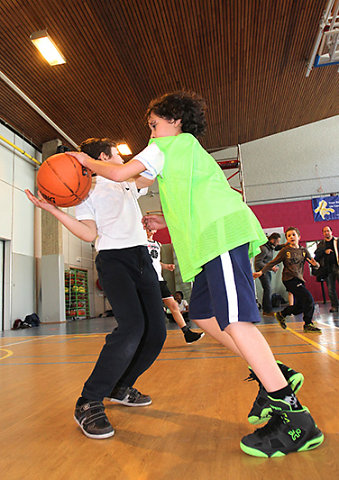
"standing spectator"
254,233,281,316
254,227,321,332
315,225,339,313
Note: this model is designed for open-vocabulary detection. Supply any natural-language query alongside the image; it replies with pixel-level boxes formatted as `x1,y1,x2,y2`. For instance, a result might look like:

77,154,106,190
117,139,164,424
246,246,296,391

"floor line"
286,326,339,361
0,335,52,348
0,348,13,360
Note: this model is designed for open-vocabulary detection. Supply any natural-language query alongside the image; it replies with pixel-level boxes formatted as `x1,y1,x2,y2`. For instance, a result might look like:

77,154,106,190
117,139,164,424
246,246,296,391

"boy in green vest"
70,91,323,457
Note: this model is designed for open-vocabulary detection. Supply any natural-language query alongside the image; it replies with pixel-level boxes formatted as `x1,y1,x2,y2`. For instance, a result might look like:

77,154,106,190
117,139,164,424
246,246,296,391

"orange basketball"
37,153,92,207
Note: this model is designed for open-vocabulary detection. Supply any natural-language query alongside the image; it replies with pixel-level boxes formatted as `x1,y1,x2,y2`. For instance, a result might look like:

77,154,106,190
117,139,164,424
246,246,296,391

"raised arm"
254,248,286,278
68,152,147,183
25,189,97,242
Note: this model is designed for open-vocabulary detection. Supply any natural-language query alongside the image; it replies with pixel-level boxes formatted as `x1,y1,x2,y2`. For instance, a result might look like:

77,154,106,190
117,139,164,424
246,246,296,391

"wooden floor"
1,309,339,480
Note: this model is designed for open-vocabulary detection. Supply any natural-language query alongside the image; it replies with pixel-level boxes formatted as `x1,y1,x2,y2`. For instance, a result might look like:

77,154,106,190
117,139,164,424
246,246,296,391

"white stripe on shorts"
220,252,239,323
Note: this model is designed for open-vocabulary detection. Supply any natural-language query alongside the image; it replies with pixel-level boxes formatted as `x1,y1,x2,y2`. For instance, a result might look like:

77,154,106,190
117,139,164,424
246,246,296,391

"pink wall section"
251,200,339,303
154,199,339,303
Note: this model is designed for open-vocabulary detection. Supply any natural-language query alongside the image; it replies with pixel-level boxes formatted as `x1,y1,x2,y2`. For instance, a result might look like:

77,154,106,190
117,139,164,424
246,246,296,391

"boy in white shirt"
26,138,166,440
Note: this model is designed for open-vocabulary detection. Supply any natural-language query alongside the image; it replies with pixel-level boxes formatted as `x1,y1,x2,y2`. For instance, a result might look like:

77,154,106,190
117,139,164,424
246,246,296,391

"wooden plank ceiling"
0,0,338,155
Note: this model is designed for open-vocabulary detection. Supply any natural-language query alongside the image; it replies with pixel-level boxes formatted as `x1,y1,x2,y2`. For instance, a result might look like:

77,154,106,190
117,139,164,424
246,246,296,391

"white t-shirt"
134,143,165,180
146,239,163,281
177,299,189,313
75,176,147,251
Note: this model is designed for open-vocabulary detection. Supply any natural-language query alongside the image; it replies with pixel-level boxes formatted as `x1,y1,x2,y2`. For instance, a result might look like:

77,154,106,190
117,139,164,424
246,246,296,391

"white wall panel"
0,181,13,240
11,253,35,321
12,188,34,255
0,143,14,185
241,117,339,204
13,152,36,192
211,116,339,205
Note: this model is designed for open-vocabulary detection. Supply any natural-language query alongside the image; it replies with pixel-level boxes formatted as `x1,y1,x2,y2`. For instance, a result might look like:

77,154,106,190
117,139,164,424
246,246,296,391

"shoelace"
244,370,260,383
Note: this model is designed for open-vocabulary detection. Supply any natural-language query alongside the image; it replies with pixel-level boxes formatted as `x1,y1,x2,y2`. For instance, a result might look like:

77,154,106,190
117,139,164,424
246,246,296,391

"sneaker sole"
74,416,115,439
240,431,324,458
185,332,205,344
106,398,152,407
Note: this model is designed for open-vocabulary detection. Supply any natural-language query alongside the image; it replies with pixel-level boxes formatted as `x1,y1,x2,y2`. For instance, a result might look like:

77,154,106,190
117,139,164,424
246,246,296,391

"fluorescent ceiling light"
30,30,66,66
117,143,132,155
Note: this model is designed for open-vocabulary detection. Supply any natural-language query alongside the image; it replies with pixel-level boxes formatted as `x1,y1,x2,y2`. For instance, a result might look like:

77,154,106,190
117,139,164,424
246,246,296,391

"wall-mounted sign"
312,196,339,222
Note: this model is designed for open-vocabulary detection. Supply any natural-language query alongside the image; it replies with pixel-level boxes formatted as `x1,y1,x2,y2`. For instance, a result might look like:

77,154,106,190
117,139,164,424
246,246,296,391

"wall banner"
312,196,339,222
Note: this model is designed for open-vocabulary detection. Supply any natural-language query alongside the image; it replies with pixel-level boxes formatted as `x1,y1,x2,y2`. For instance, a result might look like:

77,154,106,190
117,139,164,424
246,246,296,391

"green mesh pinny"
150,133,267,282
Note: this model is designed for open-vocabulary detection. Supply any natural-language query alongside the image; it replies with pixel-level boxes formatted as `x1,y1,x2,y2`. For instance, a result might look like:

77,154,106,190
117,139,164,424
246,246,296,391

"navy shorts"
159,280,172,299
189,244,261,330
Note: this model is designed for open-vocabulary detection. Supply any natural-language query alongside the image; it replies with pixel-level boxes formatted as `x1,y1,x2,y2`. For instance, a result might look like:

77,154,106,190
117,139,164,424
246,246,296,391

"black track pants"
81,246,167,401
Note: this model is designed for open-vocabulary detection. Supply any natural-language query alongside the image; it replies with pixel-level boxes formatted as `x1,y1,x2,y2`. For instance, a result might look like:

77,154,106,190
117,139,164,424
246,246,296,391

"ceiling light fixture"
30,30,66,66
117,143,132,155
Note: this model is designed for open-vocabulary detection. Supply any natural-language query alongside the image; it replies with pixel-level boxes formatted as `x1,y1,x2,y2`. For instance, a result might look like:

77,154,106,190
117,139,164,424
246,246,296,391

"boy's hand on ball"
68,151,91,167
25,189,58,212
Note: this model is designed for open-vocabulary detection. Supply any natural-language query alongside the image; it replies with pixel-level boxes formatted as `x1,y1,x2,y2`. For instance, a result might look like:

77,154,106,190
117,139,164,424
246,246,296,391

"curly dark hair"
79,138,116,159
146,91,207,138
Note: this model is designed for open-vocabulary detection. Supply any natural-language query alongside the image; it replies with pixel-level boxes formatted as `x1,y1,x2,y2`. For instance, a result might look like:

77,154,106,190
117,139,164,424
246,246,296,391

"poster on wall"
312,196,339,222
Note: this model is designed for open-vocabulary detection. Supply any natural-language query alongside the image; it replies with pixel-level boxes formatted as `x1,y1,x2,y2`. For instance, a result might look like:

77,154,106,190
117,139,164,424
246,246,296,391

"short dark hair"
146,91,207,138
268,232,281,241
79,138,116,159
175,290,184,299
285,226,300,237
322,225,332,232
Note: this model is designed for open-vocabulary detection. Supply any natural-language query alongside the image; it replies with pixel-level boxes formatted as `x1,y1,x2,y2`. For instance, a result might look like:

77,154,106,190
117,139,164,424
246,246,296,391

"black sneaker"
74,398,114,439
240,408,324,457
106,386,152,406
246,362,304,425
247,384,273,425
304,323,322,333
184,329,205,344
274,311,287,329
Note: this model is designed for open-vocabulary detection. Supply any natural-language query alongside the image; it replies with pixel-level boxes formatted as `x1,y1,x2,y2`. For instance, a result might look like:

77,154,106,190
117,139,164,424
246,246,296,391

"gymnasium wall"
212,115,339,304
0,122,40,330
212,116,339,205
251,200,339,303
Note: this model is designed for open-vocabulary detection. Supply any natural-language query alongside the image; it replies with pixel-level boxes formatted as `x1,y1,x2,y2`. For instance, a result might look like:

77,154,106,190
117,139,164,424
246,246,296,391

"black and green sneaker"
274,311,287,329
304,323,322,333
246,362,304,425
240,407,324,457
276,361,304,393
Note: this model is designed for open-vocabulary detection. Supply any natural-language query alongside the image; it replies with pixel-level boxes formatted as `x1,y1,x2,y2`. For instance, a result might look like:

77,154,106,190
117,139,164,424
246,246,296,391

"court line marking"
0,348,13,360
286,326,339,361
0,350,321,366
0,335,54,348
